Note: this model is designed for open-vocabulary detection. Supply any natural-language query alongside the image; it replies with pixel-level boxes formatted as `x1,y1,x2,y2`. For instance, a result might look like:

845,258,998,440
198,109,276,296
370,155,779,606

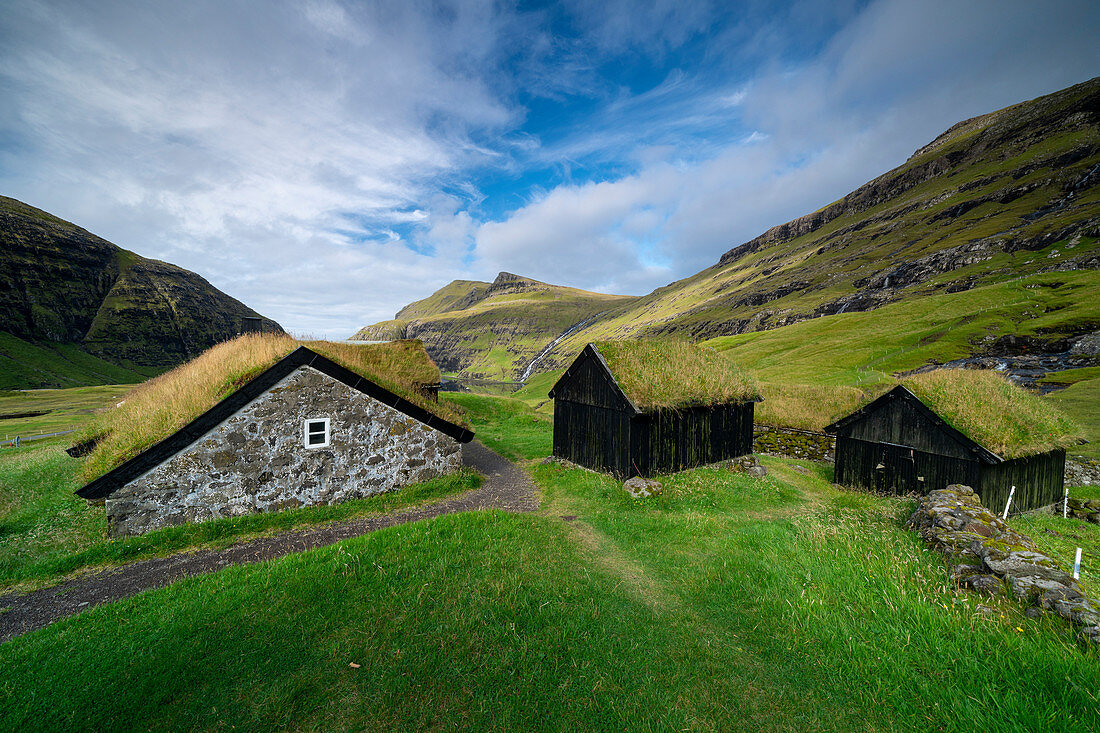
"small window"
303,418,330,448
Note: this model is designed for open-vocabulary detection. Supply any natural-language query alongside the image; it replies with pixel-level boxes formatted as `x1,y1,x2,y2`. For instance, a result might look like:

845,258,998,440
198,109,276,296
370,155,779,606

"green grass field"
0,331,154,391
443,392,552,461
0,385,134,441
2,393,1099,731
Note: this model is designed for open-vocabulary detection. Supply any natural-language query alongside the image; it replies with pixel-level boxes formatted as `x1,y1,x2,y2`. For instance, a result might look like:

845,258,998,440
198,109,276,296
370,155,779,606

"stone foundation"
105,366,462,536
752,424,834,462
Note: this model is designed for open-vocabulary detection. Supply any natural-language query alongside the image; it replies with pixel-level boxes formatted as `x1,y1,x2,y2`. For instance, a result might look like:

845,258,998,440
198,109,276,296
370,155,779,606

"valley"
359,78,1100,395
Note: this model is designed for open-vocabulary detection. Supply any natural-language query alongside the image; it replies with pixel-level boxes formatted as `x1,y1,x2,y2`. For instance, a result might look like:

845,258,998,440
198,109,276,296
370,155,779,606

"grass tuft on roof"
593,339,760,411
900,369,1082,459
79,334,465,483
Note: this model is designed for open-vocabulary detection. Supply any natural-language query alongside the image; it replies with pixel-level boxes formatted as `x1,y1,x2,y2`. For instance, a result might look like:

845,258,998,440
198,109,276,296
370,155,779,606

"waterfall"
519,312,607,383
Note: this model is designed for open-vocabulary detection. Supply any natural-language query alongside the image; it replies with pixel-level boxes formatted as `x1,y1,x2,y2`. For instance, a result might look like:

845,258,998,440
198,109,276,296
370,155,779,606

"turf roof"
899,369,1081,459
592,339,760,411
79,334,464,482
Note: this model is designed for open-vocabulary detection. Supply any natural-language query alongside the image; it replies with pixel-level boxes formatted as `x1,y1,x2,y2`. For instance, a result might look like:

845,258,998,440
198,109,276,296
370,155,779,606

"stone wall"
1065,497,1100,524
105,366,462,536
1066,457,1100,487
752,424,834,462
908,484,1099,644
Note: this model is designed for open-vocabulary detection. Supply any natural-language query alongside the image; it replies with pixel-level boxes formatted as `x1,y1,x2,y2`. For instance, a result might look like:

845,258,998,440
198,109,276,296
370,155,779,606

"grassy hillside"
3,395,1098,730
547,78,1100,358
0,195,283,389
355,272,636,379
694,270,1098,456
0,331,155,391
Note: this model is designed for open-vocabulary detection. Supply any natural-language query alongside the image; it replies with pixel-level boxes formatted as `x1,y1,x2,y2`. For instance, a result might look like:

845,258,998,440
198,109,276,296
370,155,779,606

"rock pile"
908,484,1099,644
729,454,768,478
1066,497,1100,523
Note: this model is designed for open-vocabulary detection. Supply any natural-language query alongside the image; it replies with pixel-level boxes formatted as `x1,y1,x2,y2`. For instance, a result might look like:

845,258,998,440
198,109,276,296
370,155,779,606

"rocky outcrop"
908,484,1099,643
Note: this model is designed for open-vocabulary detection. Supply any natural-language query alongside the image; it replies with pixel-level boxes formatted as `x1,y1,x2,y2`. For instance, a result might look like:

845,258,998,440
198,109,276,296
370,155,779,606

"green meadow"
1,392,1098,731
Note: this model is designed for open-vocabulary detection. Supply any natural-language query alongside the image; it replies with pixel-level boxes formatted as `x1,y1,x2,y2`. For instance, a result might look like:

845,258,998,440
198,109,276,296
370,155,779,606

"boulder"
729,454,768,478
623,477,662,499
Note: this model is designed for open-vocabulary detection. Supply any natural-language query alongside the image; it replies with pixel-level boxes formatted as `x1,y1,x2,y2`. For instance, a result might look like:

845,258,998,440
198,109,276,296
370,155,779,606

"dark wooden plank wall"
836,437,1066,514
978,449,1066,513
834,437,980,494
634,403,754,476
840,397,975,461
553,400,633,476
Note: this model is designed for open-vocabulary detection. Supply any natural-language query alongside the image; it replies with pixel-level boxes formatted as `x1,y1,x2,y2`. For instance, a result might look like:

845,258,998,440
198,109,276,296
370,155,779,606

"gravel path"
0,441,538,643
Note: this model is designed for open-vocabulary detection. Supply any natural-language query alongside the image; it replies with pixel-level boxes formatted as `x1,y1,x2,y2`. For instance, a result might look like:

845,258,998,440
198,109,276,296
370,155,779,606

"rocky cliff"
0,196,282,387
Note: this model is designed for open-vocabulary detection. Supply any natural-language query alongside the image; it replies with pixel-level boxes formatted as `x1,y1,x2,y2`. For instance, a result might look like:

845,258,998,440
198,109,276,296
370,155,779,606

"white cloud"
0,0,514,335
469,0,1100,296
0,0,1097,339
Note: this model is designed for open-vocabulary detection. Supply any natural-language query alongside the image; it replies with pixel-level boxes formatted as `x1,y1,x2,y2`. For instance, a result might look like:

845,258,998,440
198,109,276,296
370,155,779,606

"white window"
303,417,331,448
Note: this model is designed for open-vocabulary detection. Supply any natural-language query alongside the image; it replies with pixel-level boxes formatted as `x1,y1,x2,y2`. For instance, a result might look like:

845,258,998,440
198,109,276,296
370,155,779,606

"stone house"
76,342,473,536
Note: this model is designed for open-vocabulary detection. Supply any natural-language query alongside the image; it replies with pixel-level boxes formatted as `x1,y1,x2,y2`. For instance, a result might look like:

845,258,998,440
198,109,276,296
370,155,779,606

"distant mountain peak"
490,271,541,287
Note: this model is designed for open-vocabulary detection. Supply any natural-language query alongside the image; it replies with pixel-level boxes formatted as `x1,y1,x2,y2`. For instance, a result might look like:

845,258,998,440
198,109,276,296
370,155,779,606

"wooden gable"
549,345,637,413
826,386,1001,464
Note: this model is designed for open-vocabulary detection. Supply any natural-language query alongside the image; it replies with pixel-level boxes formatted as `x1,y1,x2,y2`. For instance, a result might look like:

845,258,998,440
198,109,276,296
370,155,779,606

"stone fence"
752,424,834,462
908,484,1098,644
1066,497,1100,524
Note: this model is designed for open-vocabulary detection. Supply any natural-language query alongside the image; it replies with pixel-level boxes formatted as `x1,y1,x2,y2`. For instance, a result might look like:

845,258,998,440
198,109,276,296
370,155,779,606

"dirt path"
0,441,538,643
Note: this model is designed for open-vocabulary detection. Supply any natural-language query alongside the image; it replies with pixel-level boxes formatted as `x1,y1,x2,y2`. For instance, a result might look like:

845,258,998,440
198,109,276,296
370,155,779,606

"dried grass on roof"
593,339,760,411
900,369,1082,459
80,334,463,482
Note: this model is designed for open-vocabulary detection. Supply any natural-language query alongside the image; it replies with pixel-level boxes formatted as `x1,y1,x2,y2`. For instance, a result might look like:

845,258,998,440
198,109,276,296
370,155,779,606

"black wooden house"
825,385,1065,513
548,342,757,477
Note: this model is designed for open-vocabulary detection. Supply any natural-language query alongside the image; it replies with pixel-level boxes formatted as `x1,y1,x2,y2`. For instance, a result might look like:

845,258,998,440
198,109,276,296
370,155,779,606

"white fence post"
1074,548,1082,581
1064,488,1069,519
1002,485,1016,520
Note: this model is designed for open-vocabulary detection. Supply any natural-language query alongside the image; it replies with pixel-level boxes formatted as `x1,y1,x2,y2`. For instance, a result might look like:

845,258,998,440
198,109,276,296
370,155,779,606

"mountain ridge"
0,195,283,389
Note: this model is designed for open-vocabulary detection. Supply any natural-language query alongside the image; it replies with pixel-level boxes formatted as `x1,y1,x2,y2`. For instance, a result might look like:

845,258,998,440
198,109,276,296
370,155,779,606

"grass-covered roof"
593,339,760,411
900,369,1082,459
80,334,464,482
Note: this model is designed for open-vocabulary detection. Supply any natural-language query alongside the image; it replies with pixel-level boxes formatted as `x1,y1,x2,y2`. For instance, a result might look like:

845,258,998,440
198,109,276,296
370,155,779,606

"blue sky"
2,0,1098,337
